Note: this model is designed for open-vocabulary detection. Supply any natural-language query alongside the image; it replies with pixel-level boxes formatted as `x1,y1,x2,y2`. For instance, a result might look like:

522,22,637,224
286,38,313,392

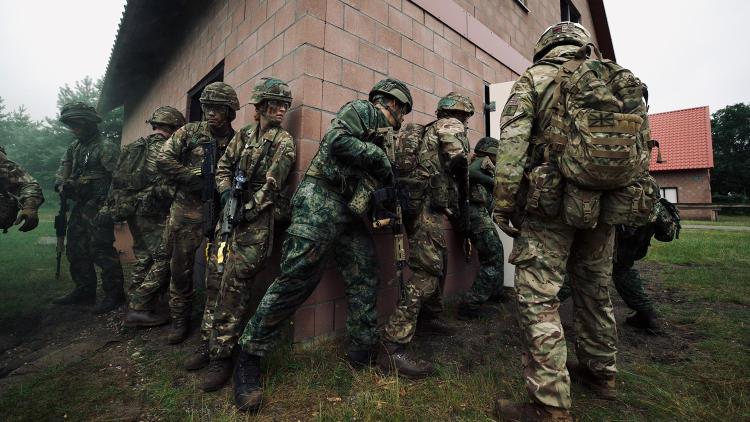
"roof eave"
587,0,616,61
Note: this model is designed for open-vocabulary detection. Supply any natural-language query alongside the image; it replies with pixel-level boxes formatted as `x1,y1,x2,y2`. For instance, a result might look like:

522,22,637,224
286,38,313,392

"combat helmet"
59,102,102,126
369,78,413,114
248,77,293,105
146,106,186,128
474,136,498,156
200,82,240,111
436,92,474,116
533,21,591,62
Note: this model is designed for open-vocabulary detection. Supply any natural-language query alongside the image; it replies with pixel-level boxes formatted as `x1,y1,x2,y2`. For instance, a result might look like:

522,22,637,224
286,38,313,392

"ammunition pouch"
428,173,451,212
348,175,377,216
561,183,601,229
525,162,564,218
600,174,659,227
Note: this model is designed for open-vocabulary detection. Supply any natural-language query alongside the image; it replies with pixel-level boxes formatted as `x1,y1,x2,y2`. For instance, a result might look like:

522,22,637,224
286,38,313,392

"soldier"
492,22,640,420
0,146,43,232
231,78,412,412
114,106,186,327
456,136,506,320
157,82,239,344
558,198,681,333
377,92,471,379
52,102,126,314
183,78,296,392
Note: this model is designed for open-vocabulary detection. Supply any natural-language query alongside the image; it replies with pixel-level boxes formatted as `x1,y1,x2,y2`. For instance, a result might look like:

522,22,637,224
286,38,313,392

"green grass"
1,220,749,421
684,214,750,226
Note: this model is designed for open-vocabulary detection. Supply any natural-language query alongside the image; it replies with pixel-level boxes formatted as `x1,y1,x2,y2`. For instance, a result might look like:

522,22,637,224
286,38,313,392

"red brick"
257,19,275,47
296,137,321,172
360,0,388,24
271,51,295,83
444,26,461,45
325,23,359,62
274,1,295,35
413,66,435,93
300,75,323,108
344,6,376,43
293,306,315,341
342,60,375,94
467,56,484,78
301,106,322,140
388,6,413,38
444,61,461,84
434,75,453,96
482,63,496,83
424,12,443,37
321,110,336,132
460,68,483,94
433,35,451,58
451,45,472,70
231,0,246,27
267,0,284,16
402,0,424,23
384,0,400,8
225,32,257,73
314,301,335,336
324,52,342,83
423,49,443,76
322,81,356,113
375,24,401,55
326,0,344,28
293,45,325,79
359,41,388,74
296,0,327,20
263,35,284,68
401,37,424,67
341,0,361,8
388,53,413,85
412,22,434,50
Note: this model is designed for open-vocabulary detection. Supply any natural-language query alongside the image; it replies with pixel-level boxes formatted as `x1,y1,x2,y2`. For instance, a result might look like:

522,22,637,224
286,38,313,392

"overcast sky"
0,0,748,120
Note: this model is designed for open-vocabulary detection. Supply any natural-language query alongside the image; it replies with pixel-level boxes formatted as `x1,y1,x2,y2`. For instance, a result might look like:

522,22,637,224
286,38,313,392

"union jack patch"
589,112,615,127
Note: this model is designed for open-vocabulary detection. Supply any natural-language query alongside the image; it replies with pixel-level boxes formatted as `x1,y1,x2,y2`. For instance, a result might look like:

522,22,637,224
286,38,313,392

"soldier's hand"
493,211,520,238
373,156,394,186
14,208,39,232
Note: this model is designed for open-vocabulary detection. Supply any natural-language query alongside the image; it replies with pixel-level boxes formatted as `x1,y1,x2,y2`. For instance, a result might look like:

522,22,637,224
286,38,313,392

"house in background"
648,106,715,220
99,0,616,342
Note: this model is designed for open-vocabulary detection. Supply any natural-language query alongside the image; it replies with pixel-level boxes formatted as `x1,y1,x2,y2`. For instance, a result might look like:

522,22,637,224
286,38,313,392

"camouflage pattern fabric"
126,214,170,310
0,147,44,224
382,116,469,344
157,122,233,318
206,123,296,359
239,100,392,356
494,44,618,410
55,132,124,296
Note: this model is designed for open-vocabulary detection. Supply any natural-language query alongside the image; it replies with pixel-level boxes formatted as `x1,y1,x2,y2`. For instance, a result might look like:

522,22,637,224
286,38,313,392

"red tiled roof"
648,106,714,171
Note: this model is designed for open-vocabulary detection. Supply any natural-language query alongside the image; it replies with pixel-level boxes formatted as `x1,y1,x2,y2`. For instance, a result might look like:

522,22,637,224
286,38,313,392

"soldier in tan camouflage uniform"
182,78,296,392
378,92,472,379
107,106,186,327
52,102,126,314
492,23,618,421
157,82,239,344
0,146,43,232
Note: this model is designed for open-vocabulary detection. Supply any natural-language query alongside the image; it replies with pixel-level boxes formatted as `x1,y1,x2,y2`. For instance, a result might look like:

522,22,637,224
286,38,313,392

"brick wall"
115,0,581,341
652,169,714,220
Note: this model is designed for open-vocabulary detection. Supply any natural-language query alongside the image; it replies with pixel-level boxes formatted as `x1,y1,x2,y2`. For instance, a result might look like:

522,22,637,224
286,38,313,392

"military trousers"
127,213,170,311
558,262,653,314
66,202,124,297
207,212,272,359
164,212,206,318
238,179,379,356
511,215,617,409
462,205,505,308
383,205,446,345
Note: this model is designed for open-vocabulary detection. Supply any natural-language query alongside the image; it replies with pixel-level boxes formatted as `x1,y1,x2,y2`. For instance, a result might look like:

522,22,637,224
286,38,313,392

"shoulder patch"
502,95,519,117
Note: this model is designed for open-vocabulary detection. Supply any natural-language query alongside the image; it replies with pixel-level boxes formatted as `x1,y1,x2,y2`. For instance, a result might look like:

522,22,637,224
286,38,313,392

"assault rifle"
371,128,407,287
216,168,247,274
54,194,68,279
201,141,218,257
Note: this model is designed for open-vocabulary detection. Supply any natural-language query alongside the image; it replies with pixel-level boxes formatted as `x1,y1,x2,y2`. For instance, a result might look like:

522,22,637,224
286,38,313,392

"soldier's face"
202,104,229,128
382,98,406,130
262,100,290,127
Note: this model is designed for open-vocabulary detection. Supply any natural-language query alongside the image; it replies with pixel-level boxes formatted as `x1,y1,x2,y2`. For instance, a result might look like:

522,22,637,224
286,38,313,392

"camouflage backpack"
540,43,651,190
392,122,427,217
109,138,152,220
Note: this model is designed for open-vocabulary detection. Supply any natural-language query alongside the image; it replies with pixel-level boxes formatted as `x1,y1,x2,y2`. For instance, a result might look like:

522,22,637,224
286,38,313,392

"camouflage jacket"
418,117,469,213
469,155,494,209
492,44,581,213
305,100,391,200
157,122,233,223
55,131,119,208
216,123,296,215
0,146,44,210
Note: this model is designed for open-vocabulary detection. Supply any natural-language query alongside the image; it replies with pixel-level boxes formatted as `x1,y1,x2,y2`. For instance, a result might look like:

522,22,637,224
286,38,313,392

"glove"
14,208,39,232
93,209,114,227
220,189,231,208
493,209,520,238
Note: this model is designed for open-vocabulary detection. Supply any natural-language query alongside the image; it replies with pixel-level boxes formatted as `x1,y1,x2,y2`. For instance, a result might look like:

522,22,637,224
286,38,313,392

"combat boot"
625,309,660,334
457,302,496,320
184,341,210,371
92,291,126,315
51,289,96,306
167,314,190,345
415,315,456,336
202,358,233,392
377,341,434,379
567,361,617,400
494,399,572,422
347,349,377,369
123,309,169,328
233,351,263,412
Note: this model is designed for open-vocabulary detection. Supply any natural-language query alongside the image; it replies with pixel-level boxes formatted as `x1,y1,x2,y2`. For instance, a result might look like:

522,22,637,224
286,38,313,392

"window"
186,61,225,122
560,0,581,23
660,187,678,203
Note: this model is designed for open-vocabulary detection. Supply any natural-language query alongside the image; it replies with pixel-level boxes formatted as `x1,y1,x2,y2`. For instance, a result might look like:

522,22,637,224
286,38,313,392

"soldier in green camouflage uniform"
52,102,126,314
377,92,472,378
109,106,186,327
183,78,296,392
157,82,239,344
492,23,619,421
0,146,43,232
456,137,506,320
232,79,412,412
558,198,681,333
